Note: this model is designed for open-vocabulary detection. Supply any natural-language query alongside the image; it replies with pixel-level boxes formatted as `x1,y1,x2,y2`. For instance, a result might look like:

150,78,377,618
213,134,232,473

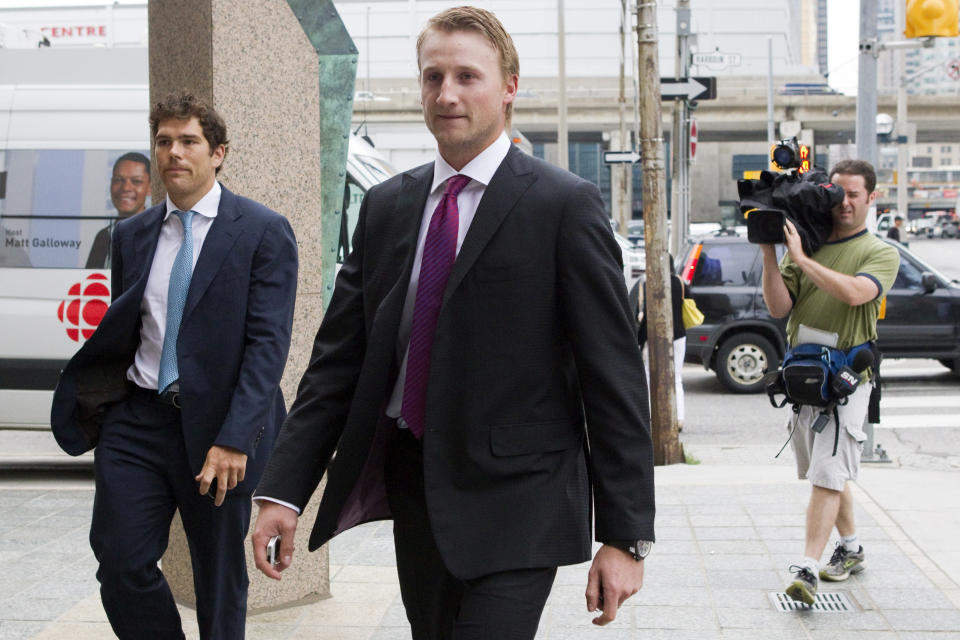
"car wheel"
715,332,777,393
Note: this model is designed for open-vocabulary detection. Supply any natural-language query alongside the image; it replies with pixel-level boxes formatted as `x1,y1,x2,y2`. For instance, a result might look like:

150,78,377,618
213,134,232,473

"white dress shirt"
127,182,221,390
256,133,512,514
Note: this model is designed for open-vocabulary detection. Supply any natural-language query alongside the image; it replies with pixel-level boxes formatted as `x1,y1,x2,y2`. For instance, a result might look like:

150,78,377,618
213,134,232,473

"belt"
127,382,182,409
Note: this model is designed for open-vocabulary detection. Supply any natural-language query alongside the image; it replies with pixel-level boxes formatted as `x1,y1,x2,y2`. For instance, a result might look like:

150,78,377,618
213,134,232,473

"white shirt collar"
431,132,511,194
164,181,222,219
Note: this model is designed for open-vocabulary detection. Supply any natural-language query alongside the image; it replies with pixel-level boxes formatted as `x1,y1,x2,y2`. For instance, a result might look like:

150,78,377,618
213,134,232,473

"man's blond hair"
416,6,519,124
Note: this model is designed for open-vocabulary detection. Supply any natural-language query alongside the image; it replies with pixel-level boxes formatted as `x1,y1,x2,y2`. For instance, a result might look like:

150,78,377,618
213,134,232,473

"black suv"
673,235,960,393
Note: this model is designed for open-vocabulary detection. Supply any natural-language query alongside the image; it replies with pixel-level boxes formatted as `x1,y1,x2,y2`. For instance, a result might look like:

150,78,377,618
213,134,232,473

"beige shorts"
787,383,871,492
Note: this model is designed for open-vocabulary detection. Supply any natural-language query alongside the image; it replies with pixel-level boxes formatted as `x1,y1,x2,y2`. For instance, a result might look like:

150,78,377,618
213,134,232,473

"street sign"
691,51,742,69
948,58,960,80
603,150,641,164
660,76,717,101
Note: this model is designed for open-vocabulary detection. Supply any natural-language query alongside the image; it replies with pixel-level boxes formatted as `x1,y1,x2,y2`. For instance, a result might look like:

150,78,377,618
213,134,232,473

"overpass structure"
357,75,960,143
357,75,960,219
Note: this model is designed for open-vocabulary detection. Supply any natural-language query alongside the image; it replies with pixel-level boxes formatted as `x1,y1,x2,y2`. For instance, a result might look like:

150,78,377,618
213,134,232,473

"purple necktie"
401,174,471,438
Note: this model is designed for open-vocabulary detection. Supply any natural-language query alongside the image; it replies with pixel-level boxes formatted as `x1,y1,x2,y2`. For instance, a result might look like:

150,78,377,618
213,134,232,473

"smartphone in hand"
266,535,281,566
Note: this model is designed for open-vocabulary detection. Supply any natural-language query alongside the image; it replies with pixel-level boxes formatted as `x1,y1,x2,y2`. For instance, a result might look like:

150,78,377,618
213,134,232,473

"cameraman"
760,160,899,605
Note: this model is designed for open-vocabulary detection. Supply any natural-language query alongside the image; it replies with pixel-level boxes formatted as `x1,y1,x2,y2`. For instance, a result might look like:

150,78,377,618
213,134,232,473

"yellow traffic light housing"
905,0,960,38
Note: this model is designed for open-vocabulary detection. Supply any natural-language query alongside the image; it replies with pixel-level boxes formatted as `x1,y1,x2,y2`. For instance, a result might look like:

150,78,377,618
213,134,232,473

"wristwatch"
607,540,653,561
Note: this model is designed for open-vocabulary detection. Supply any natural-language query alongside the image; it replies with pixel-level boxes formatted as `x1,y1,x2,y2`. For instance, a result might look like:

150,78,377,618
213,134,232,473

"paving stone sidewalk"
1,456,959,639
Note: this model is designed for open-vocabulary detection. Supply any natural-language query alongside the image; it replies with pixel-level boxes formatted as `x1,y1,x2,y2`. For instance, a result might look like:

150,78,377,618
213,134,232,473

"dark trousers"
384,428,557,640
89,391,251,640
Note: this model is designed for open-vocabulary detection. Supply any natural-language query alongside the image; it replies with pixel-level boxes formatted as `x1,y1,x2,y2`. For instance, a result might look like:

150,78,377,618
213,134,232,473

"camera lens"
773,146,795,168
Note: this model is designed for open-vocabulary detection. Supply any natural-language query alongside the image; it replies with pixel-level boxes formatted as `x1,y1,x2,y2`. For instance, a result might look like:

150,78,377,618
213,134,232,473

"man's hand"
195,445,247,506
783,218,807,265
252,501,299,580
585,544,645,626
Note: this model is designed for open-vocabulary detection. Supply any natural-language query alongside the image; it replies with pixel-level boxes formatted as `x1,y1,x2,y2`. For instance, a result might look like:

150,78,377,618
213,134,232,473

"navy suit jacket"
51,184,298,493
257,146,655,579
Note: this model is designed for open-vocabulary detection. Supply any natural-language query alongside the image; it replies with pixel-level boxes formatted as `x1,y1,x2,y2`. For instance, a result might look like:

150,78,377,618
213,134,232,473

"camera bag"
779,343,842,407
766,342,876,457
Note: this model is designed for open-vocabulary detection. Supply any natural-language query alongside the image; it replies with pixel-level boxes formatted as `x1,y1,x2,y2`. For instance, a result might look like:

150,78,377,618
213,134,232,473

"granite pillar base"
163,490,328,611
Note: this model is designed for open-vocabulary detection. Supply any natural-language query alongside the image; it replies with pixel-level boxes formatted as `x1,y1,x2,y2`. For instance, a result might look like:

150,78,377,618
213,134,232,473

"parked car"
627,220,645,246
666,234,960,393
934,218,960,239
614,233,645,290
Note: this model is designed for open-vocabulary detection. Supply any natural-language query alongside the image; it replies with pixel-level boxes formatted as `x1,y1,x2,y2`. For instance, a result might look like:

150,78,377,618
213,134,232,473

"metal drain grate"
769,591,854,613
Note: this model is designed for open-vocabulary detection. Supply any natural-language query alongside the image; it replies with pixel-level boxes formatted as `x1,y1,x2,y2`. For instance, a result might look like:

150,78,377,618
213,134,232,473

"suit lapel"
125,207,165,295
374,166,434,340
183,185,242,320
442,146,537,305
392,166,434,291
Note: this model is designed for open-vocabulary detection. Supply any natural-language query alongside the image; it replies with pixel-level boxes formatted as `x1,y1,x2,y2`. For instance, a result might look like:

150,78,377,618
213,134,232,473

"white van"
0,70,394,428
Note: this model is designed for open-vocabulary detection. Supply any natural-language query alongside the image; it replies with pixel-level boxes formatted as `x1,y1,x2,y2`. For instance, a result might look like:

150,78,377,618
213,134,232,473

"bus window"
0,148,152,270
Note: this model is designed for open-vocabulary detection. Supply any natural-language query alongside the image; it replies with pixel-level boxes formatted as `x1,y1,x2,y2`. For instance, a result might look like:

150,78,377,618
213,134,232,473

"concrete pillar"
149,0,330,610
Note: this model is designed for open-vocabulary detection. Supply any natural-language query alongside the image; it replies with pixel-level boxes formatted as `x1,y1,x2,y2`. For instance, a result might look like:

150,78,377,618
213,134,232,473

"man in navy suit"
252,7,654,639
51,93,298,639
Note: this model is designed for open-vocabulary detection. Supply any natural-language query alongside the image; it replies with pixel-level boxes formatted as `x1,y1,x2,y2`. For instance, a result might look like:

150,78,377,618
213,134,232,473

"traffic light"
905,0,959,38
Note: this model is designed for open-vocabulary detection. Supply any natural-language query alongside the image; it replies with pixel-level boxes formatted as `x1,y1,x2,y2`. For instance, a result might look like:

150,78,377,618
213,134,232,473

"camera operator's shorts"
787,384,872,491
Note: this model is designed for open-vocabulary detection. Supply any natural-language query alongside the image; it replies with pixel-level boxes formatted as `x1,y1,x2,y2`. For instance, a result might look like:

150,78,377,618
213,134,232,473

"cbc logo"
57,274,110,342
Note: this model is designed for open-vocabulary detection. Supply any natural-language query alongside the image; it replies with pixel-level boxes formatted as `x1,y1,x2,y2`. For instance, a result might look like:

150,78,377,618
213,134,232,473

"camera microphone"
851,349,875,374
829,349,875,400
814,349,876,434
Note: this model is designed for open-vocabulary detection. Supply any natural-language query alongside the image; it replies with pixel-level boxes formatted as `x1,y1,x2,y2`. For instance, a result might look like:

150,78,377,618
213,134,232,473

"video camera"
738,141,846,255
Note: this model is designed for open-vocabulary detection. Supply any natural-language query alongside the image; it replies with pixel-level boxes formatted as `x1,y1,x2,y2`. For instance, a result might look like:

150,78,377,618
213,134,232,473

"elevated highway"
358,76,960,143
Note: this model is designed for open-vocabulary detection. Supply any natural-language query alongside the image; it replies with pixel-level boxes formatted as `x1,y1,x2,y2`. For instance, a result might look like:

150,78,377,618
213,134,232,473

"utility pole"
613,0,631,237
895,1,909,220
856,0,879,168
669,0,690,257
767,36,775,146
637,0,683,465
557,0,569,170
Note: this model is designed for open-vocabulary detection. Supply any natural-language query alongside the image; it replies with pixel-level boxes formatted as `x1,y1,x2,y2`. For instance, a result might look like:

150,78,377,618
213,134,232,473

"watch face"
634,540,653,559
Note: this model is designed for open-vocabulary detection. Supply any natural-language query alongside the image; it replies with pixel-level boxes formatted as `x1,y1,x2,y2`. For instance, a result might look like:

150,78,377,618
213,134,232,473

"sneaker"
785,565,818,605
820,543,865,582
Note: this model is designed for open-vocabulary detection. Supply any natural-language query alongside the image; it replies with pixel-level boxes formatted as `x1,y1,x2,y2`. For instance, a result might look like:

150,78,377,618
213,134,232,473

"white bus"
0,48,395,428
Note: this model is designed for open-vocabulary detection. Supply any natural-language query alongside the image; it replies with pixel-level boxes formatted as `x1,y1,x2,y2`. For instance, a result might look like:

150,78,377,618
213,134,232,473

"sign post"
689,118,697,162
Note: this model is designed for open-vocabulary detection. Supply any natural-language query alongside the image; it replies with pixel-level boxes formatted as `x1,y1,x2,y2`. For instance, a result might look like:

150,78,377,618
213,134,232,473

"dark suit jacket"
51,185,298,493
257,146,655,578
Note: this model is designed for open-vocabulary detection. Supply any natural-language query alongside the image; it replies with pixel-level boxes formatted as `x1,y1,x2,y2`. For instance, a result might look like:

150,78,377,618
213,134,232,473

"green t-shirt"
780,229,899,350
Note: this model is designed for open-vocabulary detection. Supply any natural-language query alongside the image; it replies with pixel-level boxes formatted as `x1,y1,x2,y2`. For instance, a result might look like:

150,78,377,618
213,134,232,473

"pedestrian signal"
905,0,960,38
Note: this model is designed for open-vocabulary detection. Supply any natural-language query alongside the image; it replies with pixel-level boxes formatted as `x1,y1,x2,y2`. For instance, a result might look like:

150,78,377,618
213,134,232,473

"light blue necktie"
157,210,195,394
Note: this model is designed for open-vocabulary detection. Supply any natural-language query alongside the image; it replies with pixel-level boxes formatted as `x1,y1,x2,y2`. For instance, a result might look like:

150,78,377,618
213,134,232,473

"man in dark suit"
51,93,298,639
252,7,654,639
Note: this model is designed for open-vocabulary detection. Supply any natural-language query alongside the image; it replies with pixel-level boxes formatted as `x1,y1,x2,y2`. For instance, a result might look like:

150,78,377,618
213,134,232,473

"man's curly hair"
149,93,229,173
